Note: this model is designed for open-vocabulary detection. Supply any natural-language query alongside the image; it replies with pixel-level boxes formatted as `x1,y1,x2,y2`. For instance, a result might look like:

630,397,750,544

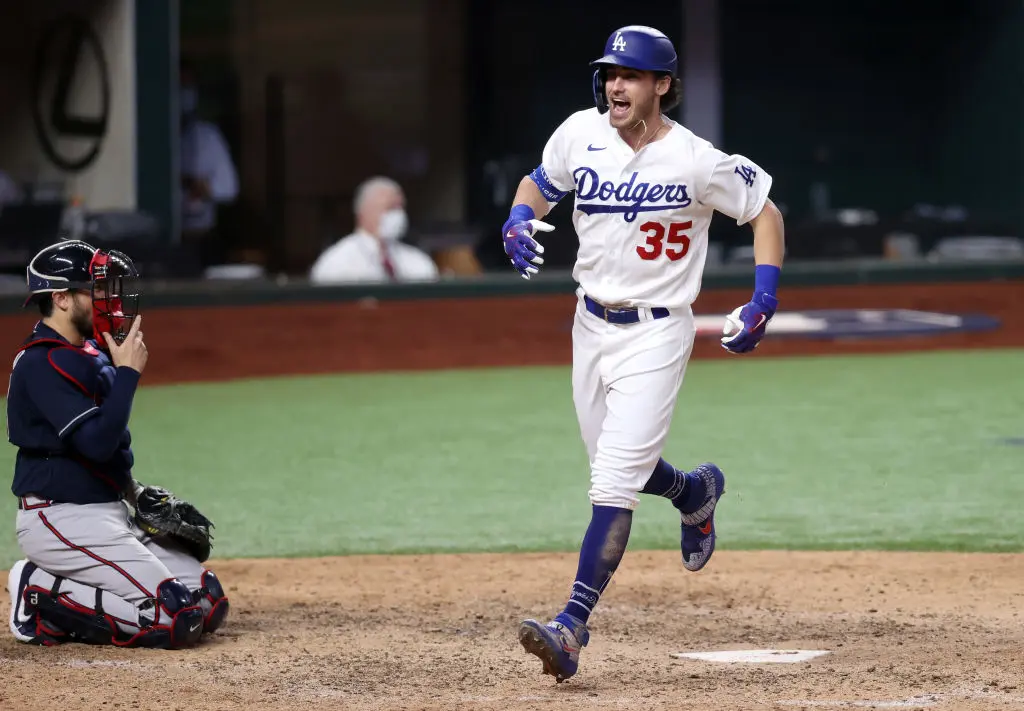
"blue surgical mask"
180,87,198,117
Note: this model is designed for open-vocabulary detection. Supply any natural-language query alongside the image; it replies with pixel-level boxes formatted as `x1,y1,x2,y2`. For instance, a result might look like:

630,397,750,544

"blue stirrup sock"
640,458,709,515
560,505,633,625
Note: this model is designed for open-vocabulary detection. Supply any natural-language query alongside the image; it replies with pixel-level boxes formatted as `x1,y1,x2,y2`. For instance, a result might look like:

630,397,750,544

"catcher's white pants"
572,294,696,510
15,497,205,632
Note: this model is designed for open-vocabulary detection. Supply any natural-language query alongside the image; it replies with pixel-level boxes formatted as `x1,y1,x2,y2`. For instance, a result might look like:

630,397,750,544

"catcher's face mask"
89,249,141,345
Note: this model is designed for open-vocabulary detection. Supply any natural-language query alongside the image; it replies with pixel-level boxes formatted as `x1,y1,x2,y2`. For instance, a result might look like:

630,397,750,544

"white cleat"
7,559,37,642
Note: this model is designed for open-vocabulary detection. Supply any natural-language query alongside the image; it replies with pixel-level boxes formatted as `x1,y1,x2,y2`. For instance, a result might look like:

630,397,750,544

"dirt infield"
2,551,1022,710
0,280,1021,385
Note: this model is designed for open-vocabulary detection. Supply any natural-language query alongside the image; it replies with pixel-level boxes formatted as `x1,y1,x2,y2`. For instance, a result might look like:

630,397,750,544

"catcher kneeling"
9,483,228,649
6,240,228,649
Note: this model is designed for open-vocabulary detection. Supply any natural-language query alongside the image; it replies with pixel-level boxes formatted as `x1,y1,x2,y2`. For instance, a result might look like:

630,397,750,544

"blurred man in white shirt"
310,176,439,284
179,59,239,267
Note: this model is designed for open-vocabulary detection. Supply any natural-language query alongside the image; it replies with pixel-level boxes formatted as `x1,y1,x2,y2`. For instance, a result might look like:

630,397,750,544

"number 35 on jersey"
636,221,692,261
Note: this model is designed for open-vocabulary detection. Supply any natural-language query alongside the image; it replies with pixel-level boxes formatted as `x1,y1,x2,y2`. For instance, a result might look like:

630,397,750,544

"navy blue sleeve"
69,367,141,462
20,351,102,439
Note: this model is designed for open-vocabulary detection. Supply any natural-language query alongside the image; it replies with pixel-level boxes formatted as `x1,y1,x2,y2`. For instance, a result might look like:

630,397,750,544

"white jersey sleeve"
696,147,772,226
530,114,580,204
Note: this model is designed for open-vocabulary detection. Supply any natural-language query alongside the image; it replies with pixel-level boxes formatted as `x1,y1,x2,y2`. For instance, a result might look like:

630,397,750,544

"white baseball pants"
571,294,696,509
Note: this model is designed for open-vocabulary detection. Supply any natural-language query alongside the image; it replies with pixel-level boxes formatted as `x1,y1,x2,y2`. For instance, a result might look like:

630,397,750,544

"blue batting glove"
720,292,778,354
722,264,781,354
502,205,554,280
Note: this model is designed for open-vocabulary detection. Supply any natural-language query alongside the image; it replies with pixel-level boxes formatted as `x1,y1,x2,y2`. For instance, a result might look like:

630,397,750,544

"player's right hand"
503,219,554,280
102,315,149,374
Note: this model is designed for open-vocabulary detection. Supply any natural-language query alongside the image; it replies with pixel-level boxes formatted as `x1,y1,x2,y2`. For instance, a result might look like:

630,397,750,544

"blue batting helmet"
591,26,679,113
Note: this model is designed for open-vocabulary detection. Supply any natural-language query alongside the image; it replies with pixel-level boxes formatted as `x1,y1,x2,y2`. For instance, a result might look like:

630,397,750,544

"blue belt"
583,295,670,324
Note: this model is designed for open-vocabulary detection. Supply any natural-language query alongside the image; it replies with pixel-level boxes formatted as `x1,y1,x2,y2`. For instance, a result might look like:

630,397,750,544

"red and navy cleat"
680,463,726,572
518,613,590,682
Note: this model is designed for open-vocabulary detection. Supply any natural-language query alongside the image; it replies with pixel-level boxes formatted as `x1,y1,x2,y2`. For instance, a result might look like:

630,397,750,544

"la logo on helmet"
612,32,626,51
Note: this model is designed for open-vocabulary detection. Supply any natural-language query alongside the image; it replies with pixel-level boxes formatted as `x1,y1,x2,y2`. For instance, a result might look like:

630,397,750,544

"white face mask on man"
377,209,408,242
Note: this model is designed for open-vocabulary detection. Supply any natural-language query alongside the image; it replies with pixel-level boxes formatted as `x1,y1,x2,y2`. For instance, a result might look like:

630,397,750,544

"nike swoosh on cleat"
190,623,201,633
698,521,713,535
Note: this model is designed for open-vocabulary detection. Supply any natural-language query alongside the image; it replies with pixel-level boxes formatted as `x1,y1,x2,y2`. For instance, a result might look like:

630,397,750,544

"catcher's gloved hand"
721,292,778,354
133,484,216,563
502,205,553,280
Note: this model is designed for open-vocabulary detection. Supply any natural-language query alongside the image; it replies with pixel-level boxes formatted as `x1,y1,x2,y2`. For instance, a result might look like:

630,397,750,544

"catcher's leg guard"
28,577,204,649
121,578,204,649
24,580,120,646
196,569,229,634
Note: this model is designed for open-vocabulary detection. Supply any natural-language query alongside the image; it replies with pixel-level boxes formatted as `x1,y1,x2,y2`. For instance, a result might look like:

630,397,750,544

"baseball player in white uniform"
503,26,785,682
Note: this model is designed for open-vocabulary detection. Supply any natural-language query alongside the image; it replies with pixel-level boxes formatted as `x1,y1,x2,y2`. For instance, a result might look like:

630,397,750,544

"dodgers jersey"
535,108,772,310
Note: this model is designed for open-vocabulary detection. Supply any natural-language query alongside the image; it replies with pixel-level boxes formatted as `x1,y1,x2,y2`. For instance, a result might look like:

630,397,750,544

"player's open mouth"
610,99,630,118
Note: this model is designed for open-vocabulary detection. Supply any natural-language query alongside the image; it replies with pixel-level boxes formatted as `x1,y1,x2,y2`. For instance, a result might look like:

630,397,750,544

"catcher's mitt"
132,484,216,563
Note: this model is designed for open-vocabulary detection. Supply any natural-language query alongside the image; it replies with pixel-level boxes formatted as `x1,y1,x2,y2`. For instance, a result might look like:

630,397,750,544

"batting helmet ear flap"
593,67,609,114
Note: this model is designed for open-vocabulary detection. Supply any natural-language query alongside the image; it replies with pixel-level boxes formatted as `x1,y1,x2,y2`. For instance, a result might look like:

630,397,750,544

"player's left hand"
503,219,554,280
133,483,216,563
721,293,778,354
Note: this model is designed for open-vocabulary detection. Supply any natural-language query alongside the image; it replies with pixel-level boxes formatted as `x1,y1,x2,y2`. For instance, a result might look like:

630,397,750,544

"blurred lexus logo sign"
32,16,111,172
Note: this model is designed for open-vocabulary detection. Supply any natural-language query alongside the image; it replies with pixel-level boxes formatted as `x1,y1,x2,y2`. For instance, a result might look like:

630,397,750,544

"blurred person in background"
179,58,239,268
0,169,24,211
309,176,439,284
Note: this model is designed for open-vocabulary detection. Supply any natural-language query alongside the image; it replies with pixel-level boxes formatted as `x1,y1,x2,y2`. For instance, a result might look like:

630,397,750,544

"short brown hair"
36,293,54,317
659,76,681,113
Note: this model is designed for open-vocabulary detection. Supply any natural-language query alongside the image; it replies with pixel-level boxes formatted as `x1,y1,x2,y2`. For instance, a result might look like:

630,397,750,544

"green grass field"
1,349,1021,565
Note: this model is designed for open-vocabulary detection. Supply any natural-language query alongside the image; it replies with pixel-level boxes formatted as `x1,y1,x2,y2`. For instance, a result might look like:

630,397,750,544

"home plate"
670,649,831,664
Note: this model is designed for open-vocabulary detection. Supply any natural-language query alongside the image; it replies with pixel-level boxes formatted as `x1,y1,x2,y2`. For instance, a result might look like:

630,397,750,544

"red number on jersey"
636,221,693,261
636,222,665,259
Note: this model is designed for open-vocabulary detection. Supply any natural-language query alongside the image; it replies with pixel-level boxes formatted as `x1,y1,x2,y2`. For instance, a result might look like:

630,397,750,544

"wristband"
754,264,780,299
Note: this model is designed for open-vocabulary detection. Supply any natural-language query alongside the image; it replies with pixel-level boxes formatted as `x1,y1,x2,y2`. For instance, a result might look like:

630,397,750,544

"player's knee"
195,569,230,635
589,462,647,509
587,482,639,510
158,578,205,648
131,578,204,649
